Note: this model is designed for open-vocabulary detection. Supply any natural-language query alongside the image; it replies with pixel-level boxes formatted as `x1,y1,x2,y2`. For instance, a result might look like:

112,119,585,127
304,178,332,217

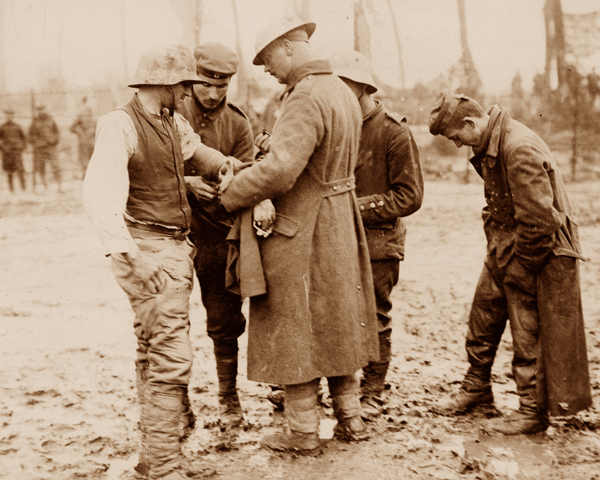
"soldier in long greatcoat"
219,16,379,454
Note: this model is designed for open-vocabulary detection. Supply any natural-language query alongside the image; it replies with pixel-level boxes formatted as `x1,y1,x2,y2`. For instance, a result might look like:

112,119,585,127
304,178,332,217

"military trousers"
466,253,541,411
111,228,196,391
371,259,400,333
190,217,246,344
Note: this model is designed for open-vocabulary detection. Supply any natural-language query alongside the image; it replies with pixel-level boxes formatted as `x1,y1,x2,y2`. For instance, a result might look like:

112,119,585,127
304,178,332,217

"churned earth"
1,176,600,480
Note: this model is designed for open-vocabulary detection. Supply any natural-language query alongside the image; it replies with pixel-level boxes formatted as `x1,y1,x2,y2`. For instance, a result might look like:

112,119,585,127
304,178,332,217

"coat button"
360,322,365,327
370,202,376,208
333,185,338,191
378,201,384,206
200,123,206,128
359,205,365,211
357,285,361,290
346,181,351,187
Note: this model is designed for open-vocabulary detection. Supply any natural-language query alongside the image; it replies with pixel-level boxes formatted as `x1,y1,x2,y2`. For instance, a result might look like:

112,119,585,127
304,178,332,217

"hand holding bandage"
253,199,276,236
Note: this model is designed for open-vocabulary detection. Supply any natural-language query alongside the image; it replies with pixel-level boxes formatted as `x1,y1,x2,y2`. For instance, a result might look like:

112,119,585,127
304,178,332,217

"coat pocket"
272,213,299,238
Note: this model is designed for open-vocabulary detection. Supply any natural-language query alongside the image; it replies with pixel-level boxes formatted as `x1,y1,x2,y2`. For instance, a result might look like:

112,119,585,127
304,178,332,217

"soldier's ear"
463,116,476,129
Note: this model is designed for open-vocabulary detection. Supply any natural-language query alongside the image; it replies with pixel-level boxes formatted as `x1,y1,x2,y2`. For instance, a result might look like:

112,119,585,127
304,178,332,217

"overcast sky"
3,0,600,97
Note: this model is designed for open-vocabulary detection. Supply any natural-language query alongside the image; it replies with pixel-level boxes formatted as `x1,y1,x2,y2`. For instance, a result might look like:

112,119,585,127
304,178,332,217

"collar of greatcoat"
471,105,505,168
280,59,333,100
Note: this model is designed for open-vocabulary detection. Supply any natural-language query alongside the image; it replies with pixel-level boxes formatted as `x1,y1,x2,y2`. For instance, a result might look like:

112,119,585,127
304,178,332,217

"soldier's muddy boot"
434,367,494,415
215,341,244,427
330,374,370,442
360,361,389,420
262,379,324,455
360,331,392,420
488,407,548,435
260,429,323,455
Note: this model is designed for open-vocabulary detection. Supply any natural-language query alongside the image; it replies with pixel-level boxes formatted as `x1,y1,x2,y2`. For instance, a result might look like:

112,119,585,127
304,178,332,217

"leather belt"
125,219,190,240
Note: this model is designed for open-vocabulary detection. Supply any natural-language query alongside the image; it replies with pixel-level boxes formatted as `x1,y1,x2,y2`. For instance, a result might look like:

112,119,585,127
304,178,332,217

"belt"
322,176,355,198
125,219,190,240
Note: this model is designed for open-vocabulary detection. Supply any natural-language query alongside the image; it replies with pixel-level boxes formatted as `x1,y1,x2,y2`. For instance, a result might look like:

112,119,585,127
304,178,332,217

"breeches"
190,219,245,343
111,230,196,390
467,254,540,406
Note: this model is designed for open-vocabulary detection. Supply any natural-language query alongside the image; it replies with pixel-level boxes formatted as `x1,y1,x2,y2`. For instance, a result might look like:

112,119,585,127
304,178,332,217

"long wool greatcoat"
220,60,379,385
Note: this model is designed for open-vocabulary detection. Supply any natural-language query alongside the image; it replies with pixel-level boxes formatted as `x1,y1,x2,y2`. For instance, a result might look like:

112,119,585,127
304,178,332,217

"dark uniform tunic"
467,105,591,416
355,101,423,341
178,95,254,344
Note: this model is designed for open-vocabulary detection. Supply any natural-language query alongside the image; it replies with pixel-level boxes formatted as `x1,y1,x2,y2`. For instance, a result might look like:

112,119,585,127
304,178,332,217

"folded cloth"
225,208,267,298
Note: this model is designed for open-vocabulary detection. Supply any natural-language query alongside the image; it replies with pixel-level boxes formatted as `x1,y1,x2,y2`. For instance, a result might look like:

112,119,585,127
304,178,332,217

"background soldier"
220,16,379,454
331,50,424,419
29,104,61,192
0,108,27,193
429,93,592,435
83,44,233,479
70,103,96,178
178,42,255,428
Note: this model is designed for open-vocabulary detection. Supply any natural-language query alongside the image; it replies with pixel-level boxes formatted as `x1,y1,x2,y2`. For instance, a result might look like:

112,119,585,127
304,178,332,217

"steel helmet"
128,44,201,88
253,15,316,66
330,50,378,94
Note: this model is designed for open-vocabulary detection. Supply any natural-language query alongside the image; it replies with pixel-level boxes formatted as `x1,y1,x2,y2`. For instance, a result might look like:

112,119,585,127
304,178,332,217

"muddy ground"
1,177,600,480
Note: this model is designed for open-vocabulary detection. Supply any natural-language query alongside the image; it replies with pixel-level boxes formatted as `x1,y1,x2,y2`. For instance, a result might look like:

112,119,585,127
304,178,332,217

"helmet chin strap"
167,86,175,117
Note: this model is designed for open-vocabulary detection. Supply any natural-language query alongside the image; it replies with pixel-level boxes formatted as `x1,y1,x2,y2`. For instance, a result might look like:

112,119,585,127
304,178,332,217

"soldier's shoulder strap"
385,110,407,126
227,102,249,120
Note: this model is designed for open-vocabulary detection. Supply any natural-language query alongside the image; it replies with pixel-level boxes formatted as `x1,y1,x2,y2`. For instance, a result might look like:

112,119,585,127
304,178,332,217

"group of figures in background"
0,100,96,194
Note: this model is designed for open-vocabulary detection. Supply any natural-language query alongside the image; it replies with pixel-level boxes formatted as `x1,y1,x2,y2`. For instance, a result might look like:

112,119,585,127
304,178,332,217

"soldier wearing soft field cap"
428,93,592,436
218,16,379,454
178,42,255,428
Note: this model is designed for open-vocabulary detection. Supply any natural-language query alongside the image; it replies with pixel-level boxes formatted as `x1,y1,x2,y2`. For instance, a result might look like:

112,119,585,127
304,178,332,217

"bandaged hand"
253,199,276,237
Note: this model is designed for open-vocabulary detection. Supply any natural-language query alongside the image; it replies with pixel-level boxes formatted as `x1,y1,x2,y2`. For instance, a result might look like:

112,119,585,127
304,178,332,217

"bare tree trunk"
543,1,553,92
230,0,249,109
293,0,310,21
386,0,405,89
456,0,482,99
170,0,204,50
353,0,371,59
0,1,6,94
120,0,129,85
550,0,566,89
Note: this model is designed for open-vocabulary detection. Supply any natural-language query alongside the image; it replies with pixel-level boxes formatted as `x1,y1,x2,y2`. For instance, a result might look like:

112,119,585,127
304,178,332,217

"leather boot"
260,429,323,455
360,331,392,420
262,380,323,454
434,366,494,415
488,407,548,435
214,341,244,427
360,362,389,420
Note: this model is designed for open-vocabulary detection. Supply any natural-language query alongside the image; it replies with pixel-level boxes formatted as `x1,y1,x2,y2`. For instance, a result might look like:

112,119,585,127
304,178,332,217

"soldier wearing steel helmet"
330,50,424,420
177,42,255,428
219,16,379,454
83,44,234,479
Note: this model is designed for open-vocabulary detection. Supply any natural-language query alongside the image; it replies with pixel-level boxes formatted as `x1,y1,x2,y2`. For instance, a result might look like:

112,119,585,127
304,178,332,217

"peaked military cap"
194,42,239,80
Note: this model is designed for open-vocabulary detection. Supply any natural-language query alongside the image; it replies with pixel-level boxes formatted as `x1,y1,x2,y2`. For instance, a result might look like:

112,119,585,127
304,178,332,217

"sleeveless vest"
118,95,191,229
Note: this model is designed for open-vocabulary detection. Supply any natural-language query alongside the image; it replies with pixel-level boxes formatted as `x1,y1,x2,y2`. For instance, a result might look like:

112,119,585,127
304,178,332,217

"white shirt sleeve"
173,112,201,160
82,110,139,256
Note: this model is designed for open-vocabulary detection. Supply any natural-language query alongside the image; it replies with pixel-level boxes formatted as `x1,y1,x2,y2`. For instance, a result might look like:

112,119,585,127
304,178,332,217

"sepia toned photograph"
1,1,599,479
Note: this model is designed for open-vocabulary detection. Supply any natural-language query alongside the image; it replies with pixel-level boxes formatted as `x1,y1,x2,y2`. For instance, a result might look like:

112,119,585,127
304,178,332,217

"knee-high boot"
214,340,243,426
